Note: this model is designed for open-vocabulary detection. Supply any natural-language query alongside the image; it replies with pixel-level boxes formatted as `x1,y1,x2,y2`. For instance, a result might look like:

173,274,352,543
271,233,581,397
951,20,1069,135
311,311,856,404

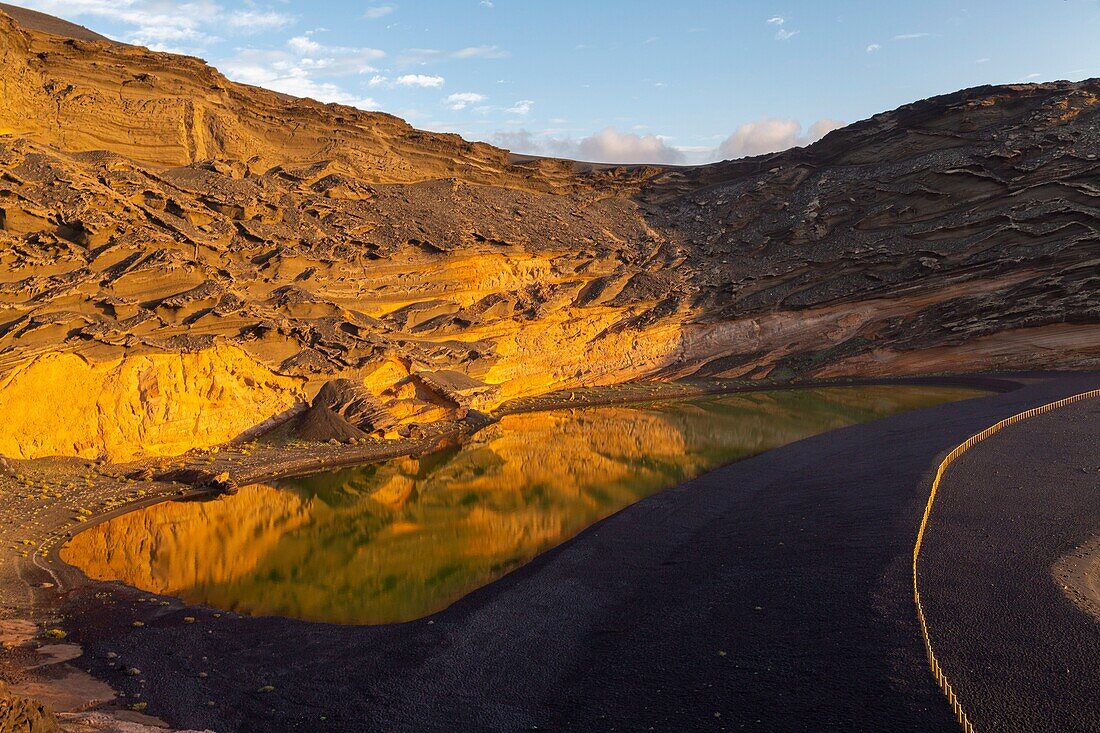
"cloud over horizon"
716,117,845,159
490,127,682,165
576,127,685,164
493,117,845,166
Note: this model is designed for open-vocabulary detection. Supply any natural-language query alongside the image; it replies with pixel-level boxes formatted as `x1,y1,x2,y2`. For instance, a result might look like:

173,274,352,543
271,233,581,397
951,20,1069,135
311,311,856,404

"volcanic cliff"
0,7,1096,461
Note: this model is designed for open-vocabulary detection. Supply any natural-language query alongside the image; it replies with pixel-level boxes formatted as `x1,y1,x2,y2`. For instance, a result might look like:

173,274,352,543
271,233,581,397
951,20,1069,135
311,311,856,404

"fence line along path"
912,387,1100,733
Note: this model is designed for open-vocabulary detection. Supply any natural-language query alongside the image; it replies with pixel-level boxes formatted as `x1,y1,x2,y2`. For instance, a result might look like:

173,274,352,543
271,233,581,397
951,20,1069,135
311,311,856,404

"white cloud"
507,99,534,115
492,123,852,166
716,117,844,159
866,43,881,53
287,35,322,54
395,74,446,88
452,45,508,59
719,118,799,157
490,130,544,151
17,0,293,50
576,128,684,164
491,128,685,164
398,45,508,64
369,73,448,90
223,37,384,79
893,32,931,40
766,16,798,41
221,59,339,101
807,118,845,140
480,0,494,6
347,97,380,110
218,34,384,106
225,9,293,31
224,56,378,108
497,127,685,164
364,5,395,20
445,92,487,110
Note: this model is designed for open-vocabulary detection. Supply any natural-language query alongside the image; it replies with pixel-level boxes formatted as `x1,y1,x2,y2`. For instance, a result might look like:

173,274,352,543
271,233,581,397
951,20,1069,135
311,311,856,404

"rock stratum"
0,7,1096,461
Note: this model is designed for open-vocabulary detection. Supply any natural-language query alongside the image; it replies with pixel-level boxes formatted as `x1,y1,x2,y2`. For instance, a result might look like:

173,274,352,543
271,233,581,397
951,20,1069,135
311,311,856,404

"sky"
13,0,1100,164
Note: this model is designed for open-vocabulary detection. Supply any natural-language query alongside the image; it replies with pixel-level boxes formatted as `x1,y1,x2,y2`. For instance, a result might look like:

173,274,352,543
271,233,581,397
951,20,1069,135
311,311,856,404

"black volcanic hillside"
646,79,1100,378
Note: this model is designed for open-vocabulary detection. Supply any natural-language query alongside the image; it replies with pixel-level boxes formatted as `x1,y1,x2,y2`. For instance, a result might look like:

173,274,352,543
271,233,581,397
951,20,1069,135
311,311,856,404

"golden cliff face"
0,11,694,460
0,345,303,460
0,8,1096,461
61,386,987,623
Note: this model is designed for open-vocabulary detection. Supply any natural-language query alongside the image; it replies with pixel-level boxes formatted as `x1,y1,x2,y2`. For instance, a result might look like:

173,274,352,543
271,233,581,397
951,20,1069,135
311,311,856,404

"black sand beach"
50,373,1100,732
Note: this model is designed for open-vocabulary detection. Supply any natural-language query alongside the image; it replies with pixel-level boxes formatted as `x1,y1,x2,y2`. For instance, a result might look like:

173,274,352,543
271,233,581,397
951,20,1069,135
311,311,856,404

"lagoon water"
62,385,986,624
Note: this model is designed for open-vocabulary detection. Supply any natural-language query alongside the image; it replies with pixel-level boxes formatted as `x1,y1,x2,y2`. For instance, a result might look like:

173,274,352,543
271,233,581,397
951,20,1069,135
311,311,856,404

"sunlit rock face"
0,8,1096,460
0,345,303,461
62,386,986,623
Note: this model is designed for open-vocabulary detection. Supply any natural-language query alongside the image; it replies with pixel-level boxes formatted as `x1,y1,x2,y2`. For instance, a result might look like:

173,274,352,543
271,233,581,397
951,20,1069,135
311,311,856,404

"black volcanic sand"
52,374,1100,733
920,392,1100,733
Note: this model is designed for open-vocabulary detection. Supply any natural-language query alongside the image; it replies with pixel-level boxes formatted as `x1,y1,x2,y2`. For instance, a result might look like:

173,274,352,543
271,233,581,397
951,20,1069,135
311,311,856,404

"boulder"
312,379,396,432
0,683,59,733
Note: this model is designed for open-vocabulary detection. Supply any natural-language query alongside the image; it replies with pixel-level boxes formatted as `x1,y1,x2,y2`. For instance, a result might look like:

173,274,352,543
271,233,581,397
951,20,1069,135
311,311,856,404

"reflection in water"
63,386,987,624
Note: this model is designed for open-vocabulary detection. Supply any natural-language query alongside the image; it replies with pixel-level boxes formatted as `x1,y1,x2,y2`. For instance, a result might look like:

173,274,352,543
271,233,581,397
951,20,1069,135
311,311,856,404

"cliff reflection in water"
62,385,986,624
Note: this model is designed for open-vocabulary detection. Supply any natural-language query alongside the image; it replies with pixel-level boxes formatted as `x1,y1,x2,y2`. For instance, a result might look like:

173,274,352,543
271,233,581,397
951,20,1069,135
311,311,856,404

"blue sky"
14,1,1100,163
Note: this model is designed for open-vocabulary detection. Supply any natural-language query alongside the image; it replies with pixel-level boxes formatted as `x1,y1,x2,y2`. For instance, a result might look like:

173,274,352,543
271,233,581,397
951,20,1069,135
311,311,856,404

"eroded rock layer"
646,85,1100,379
0,8,1096,460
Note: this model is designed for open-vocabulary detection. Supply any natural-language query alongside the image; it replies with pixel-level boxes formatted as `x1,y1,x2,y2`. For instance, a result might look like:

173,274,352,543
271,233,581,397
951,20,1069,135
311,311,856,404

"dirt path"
920,389,1100,733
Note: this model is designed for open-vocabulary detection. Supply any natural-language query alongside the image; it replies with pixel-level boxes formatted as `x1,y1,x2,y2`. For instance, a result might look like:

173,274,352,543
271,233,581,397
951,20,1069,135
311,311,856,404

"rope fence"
913,387,1100,733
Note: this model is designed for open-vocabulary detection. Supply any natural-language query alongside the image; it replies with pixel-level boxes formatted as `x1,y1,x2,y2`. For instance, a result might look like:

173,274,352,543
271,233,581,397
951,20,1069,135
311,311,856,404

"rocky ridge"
0,7,1095,461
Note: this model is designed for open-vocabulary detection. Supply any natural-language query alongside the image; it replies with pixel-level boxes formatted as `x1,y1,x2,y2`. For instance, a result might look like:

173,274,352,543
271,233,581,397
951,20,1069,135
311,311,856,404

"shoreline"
492,372,1024,417
47,373,1019,584
0,371,1074,731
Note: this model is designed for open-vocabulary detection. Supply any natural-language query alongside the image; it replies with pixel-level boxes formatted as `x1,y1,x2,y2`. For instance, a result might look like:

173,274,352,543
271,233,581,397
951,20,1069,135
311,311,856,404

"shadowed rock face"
0,8,1095,460
644,84,1100,379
